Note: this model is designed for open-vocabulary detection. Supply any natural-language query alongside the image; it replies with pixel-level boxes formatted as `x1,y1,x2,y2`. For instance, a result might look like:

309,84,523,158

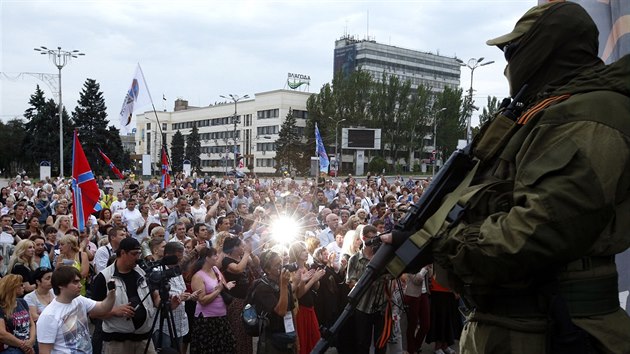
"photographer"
346,225,391,354
91,237,159,354
152,241,199,354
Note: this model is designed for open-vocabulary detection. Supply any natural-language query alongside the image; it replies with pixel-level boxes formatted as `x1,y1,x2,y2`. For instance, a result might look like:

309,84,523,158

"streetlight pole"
220,94,249,170
34,46,85,178
432,107,447,177
328,117,346,175
457,57,494,144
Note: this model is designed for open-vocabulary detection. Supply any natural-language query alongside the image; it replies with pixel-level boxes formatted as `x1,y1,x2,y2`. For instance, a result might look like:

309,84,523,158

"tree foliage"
171,130,185,173
22,85,75,176
274,109,307,175
185,123,201,173
479,96,502,126
433,86,466,158
0,119,27,177
72,78,129,176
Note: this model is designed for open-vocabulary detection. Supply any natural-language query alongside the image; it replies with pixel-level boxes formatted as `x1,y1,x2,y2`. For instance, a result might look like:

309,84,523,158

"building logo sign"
287,73,311,90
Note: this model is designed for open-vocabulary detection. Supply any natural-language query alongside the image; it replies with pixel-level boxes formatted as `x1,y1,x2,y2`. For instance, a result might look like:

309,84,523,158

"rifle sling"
386,160,480,276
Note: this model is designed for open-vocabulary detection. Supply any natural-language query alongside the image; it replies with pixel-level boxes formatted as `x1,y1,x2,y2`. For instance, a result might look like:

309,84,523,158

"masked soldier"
386,2,630,353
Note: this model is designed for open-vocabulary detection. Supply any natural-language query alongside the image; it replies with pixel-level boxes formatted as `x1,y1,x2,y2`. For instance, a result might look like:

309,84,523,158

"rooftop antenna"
344,19,348,36
366,10,369,40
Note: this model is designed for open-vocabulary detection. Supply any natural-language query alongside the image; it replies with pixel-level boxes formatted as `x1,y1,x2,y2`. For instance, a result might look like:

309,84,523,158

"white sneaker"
444,348,457,354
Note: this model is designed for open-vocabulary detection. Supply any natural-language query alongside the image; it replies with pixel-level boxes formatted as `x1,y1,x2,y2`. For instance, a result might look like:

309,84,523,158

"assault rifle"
311,86,528,354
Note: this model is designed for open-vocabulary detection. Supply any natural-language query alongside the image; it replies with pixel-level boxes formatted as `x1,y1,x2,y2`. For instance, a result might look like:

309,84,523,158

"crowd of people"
0,172,463,354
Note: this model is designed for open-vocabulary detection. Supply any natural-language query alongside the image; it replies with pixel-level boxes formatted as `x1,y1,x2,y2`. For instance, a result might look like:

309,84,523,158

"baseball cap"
486,2,557,47
118,237,141,252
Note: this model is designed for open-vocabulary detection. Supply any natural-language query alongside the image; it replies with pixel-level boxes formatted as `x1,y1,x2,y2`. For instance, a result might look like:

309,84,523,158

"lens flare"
269,215,301,244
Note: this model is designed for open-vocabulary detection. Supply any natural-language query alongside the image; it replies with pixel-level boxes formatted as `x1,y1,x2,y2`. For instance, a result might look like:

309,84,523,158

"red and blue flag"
98,149,125,179
161,146,171,189
72,131,102,231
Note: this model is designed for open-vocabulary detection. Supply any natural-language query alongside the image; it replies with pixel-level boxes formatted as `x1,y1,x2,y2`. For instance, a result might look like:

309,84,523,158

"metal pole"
58,65,64,177
335,121,339,175
467,68,474,144
233,100,237,170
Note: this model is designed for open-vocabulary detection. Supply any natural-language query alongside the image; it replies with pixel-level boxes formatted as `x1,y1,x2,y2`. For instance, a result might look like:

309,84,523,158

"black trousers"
353,310,386,354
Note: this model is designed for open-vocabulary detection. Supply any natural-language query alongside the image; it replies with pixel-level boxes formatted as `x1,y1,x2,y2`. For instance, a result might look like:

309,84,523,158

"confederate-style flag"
98,149,125,179
161,146,171,189
72,131,102,231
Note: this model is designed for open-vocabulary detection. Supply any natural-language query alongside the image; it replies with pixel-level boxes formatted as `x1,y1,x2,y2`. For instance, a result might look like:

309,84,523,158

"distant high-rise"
333,35,461,92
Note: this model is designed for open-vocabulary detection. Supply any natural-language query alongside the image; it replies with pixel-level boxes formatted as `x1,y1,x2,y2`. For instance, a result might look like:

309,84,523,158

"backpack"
242,278,269,337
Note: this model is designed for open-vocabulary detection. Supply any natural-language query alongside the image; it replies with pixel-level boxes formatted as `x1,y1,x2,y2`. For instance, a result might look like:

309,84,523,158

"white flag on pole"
119,64,153,134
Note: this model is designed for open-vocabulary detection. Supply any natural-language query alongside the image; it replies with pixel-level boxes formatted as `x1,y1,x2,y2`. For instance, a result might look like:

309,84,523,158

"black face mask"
505,2,601,102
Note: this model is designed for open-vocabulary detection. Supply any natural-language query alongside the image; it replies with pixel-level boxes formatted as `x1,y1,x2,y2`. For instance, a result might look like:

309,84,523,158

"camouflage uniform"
432,3,630,353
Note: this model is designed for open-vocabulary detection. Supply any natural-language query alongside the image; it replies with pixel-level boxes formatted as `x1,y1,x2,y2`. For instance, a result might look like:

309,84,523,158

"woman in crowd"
425,273,462,354
24,267,54,323
190,197,207,224
190,247,236,354
52,215,71,239
341,225,363,262
222,236,254,354
55,235,89,296
28,235,51,269
25,217,43,239
8,239,38,293
310,247,344,331
0,274,36,354
42,226,57,258
97,208,113,230
288,241,325,354
252,250,296,354
152,198,170,227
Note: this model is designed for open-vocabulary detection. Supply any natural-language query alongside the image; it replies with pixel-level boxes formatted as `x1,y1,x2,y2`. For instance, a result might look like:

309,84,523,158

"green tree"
22,85,75,176
479,96,502,126
171,130,185,173
72,78,127,176
0,119,27,176
433,86,466,158
404,84,433,170
274,109,306,175
185,123,201,173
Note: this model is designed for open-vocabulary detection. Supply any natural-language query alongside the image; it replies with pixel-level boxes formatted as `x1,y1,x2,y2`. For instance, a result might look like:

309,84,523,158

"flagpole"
137,64,172,168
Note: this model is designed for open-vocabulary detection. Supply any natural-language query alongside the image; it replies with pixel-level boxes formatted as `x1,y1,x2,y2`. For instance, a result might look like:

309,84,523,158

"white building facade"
135,89,311,176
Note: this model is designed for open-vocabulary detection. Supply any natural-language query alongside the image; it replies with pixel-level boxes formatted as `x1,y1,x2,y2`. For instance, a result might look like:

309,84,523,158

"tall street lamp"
220,94,249,170
432,107,447,177
457,57,493,144
328,117,346,175
34,46,85,177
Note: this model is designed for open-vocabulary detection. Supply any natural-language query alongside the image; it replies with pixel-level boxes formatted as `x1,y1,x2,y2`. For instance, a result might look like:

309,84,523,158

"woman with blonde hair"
55,234,89,296
0,274,36,354
52,215,72,239
341,225,364,261
8,239,38,293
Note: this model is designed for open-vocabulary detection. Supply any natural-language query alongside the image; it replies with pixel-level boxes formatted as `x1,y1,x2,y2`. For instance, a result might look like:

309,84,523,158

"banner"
161,146,171,190
119,64,153,134
72,131,102,231
98,149,125,179
315,123,329,174
537,0,629,63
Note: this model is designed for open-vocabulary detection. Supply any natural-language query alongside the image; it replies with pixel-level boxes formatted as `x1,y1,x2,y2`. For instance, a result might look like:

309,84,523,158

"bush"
368,156,387,174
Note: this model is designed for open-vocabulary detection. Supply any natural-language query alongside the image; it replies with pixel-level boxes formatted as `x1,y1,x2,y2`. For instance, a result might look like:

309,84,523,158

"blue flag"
315,123,329,173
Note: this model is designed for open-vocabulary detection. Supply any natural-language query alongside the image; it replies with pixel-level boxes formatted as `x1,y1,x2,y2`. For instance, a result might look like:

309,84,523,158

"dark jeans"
354,310,386,354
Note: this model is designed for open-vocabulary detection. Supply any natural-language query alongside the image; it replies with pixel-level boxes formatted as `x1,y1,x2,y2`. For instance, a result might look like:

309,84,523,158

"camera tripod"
143,275,180,354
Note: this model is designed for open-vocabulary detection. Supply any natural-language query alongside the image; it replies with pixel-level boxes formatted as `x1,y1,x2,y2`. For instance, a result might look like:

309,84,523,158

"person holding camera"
251,250,297,354
346,225,391,354
36,266,117,354
91,237,159,354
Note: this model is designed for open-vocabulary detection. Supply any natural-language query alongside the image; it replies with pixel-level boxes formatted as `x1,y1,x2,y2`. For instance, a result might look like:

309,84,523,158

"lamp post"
34,46,85,178
457,57,494,144
432,107,447,177
220,94,249,170
328,117,346,175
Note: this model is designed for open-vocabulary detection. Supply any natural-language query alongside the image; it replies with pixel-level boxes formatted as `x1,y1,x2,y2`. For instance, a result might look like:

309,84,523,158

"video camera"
137,255,181,291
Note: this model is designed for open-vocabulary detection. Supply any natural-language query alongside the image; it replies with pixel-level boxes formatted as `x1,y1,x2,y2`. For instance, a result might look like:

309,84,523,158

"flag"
537,1,629,63
72,131,102,231
161,146,171,189
119,64,153,134
315,123,329,174
98,149,125,180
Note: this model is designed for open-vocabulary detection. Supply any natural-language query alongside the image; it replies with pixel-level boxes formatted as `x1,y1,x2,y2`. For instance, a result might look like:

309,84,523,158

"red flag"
72,131,102,231
161,146,171,189
98,149,125,179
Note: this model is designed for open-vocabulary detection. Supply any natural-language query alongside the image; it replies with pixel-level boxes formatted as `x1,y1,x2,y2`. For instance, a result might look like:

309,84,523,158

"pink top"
194,266,227,317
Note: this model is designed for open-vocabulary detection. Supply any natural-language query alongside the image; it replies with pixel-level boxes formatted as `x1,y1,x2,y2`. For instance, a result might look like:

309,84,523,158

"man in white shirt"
131,203,160,242
37,266,116,354
110,192,126,214
120,199,142,231
94,227,126,274
318,213,339,247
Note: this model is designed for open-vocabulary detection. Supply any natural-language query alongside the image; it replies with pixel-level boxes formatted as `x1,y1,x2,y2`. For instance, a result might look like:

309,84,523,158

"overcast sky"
1,0,535,130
